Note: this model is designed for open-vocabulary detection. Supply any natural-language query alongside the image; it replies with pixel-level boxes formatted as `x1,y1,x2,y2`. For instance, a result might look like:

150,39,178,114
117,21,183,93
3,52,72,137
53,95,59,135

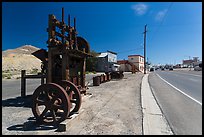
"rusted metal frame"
73,17,78,50
55,32,69,40
24,74,46,79
47,13,59,83
61,7,65,45
47,8,88,89
67,49,91,58
68,15,74,50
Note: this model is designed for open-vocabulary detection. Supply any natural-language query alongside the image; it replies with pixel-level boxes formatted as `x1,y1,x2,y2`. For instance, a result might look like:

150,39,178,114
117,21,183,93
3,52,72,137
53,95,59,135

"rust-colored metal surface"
32,83,70,125
93,76,100,86
31,7,92,125
72,77,78,86
104,74,107,82
57,80,82,114
100,75,104,83
32,49,48,62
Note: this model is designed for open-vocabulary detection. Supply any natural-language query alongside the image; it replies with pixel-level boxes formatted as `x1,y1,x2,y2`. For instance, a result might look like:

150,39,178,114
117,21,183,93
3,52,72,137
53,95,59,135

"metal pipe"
74,17,76,30
62,7,64,23
68,14,70,27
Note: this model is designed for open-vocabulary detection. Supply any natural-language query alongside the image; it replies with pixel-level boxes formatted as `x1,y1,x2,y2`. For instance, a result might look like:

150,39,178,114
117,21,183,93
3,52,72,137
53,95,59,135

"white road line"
156,73,202,106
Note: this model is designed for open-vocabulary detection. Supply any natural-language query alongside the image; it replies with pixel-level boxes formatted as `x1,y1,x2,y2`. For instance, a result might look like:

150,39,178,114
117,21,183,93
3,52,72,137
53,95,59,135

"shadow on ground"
6,109,77,132
7,117,58,132
2,95,32,108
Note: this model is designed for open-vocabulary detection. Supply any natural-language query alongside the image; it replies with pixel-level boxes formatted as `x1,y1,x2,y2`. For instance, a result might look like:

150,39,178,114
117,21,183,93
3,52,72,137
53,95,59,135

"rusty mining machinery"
31,8,92,126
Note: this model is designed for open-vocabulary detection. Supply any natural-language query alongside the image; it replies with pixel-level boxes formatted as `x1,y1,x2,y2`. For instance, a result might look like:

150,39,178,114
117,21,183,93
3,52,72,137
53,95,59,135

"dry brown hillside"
2,45,42,79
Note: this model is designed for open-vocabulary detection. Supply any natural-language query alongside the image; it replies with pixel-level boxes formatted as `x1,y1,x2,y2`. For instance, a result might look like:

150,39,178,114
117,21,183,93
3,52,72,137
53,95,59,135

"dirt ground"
2,72,144,135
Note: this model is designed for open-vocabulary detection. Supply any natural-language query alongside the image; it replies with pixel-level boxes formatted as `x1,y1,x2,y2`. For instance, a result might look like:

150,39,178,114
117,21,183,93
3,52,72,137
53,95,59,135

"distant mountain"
2,45,40,57
2,45,42,78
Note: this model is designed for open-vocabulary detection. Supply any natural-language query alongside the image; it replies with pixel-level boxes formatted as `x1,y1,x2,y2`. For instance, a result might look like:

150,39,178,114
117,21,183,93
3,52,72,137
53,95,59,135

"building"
118,55,144,73
128,55,144,73
182,57,200,68
117,60,137,73
95,50,119,72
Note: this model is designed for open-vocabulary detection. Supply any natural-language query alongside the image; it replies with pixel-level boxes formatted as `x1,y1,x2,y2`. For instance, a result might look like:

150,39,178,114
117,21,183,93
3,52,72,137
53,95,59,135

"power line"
117,46,144,54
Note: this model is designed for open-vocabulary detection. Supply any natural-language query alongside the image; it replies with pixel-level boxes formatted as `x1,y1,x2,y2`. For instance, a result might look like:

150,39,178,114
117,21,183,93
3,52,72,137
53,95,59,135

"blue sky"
2,2,202,65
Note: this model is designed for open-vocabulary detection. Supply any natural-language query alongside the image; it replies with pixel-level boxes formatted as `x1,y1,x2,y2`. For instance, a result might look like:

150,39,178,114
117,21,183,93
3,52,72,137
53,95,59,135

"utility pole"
189,56,191,71
143,24,147,74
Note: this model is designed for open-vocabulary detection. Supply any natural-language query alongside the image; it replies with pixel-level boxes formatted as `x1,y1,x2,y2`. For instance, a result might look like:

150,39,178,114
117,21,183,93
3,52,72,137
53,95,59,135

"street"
2,73,104,100
148,69,202,135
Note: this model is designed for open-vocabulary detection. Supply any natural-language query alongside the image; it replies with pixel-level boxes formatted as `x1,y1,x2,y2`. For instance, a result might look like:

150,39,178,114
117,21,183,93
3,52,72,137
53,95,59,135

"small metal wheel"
32,83,70,125
57,80,82,114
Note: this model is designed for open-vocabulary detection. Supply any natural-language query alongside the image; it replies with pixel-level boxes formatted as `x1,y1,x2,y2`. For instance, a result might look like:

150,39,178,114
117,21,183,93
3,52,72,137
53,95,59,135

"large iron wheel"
32,83,70,125
57,80,82,114
77,36,90,54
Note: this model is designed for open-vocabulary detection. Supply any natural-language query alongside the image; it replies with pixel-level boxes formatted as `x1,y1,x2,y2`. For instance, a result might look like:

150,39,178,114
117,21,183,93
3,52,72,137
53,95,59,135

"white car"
194,66,202,71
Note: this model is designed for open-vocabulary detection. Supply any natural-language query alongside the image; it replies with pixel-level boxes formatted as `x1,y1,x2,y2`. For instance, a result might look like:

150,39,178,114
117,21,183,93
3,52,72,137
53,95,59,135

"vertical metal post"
47,15,55,83
74,17,76,30
61,8,65,44
68,14,70,27
41,76,44,85
144,24,147,74
21,70,26,97
74,17,78,50
62,7,64,23
68,15,72,49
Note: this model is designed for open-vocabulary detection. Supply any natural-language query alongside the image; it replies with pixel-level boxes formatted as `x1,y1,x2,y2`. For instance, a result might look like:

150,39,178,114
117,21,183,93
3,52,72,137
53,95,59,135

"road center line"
156,73,202,106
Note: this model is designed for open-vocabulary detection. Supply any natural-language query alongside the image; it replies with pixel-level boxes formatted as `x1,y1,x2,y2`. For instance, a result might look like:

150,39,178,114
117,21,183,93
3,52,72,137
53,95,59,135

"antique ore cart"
31,8,91,125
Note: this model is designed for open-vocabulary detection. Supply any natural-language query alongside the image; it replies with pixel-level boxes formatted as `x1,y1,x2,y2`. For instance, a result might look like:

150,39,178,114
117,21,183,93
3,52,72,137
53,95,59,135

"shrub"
30,68,38,74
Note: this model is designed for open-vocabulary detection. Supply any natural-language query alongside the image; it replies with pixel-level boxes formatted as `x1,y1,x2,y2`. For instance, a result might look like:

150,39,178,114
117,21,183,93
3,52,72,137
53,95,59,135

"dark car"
169,67,173,71
161,67,165,70
150,68,154,72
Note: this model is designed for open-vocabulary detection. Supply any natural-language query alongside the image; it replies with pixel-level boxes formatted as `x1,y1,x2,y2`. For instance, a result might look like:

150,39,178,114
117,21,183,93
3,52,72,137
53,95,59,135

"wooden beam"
21,70,26,97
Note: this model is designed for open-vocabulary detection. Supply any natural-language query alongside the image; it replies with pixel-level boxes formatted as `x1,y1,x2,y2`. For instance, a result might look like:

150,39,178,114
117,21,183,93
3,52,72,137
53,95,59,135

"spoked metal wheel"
32,83,70,125
57,80,82,114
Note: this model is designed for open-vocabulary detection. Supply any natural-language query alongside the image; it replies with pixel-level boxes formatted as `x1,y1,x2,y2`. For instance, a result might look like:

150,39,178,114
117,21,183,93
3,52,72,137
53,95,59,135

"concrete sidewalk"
141,73,173,135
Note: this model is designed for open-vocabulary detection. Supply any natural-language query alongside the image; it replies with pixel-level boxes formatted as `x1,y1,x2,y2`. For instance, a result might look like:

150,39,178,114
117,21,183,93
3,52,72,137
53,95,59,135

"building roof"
107,50,117,55
128,55,144,58
97,50,117,57
98,53,108,57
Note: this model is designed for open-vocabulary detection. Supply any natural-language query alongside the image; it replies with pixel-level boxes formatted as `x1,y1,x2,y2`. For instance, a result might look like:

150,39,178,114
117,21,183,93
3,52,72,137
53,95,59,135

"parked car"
161,67,165,70
194,66,202,71
150,67,154,72
169,67,173,71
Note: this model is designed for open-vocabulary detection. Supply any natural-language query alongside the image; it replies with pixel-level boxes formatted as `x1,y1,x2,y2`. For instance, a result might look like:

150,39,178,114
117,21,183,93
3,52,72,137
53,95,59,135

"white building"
95,50,119,72
128,55,144,73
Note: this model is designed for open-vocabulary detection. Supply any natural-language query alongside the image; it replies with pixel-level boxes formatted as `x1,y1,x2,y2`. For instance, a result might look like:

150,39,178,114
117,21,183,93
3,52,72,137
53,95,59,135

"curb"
141,73,173,135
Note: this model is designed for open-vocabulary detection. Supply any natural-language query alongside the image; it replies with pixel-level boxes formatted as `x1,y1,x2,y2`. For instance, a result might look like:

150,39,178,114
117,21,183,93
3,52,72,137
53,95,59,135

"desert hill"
2,45,42,79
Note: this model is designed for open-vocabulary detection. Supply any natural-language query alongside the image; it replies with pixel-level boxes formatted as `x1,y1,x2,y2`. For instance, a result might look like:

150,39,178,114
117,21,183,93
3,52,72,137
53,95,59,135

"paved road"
2,73,104,100
2,79,41,100
148,70,202,135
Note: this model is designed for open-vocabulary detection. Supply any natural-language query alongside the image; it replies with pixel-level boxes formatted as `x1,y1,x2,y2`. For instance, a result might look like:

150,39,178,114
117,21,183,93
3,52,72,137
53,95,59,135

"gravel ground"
2,72,144,135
